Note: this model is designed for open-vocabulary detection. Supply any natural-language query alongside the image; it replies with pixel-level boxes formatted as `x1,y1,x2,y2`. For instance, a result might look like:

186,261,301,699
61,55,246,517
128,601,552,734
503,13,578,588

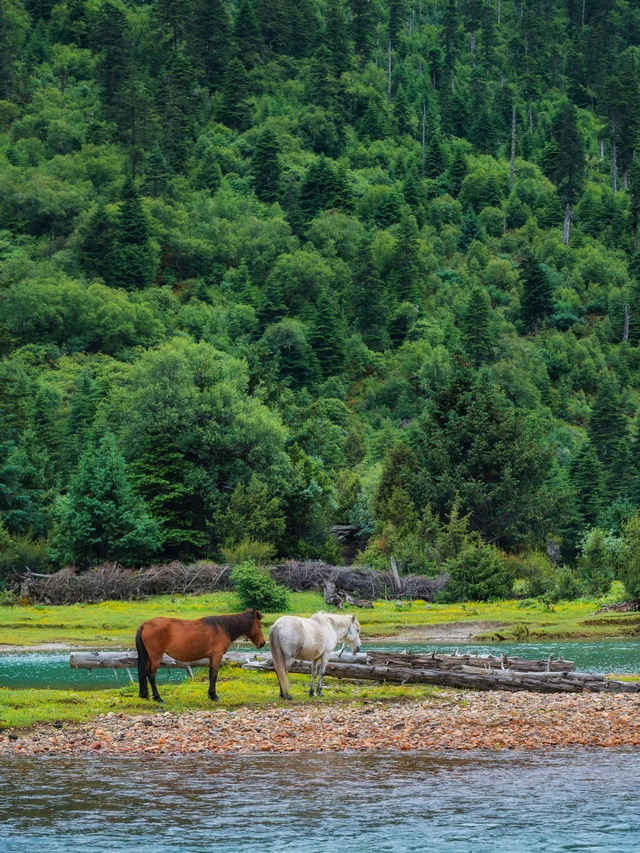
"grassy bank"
1,591,639,648
0,664,437,729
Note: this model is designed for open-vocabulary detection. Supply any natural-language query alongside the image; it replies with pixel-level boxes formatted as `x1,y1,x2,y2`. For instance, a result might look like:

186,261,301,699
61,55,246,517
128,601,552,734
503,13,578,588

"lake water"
1,750,639,852
1,639,638,690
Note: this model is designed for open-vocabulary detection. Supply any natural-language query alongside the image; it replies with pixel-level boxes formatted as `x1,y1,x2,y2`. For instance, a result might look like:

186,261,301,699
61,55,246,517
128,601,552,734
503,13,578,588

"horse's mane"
202,611,254,641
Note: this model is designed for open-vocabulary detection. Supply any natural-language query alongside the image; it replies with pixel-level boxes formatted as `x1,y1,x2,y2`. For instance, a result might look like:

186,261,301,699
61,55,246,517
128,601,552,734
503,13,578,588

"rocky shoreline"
3,692,640,755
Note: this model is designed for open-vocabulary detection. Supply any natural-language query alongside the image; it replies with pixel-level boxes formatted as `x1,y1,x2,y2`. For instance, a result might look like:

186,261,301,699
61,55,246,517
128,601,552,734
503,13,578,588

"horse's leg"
317,654,330,696
148,655,163,703
208,650,224,701
309,659,316,697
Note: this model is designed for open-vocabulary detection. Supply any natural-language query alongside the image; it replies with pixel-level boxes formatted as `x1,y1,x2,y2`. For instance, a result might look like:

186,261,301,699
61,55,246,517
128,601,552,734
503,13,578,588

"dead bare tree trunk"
599,138,604,159
611,114,618,194
421,99,426,171
624,303,630,342
563,203,572,245
510,104,517,191
470,31,476,68
387,40,392,102
497,0,501,24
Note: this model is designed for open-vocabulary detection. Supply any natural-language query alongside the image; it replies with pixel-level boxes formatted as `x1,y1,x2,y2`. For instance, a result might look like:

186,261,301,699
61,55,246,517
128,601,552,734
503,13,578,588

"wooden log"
243,659,639,694
367,651,576,672
69,650,369,671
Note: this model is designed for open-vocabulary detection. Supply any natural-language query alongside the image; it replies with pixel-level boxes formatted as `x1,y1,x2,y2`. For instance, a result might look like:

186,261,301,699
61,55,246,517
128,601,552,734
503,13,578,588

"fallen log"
243,658,640,694
367,651,576,672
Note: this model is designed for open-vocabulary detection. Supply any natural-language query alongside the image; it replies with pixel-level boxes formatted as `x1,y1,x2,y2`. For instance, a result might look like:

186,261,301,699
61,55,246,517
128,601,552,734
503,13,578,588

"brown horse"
135,608,265,703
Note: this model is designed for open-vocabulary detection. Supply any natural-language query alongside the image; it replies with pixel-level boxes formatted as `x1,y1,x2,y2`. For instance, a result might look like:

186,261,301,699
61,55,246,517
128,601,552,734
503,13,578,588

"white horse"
269,611,362,700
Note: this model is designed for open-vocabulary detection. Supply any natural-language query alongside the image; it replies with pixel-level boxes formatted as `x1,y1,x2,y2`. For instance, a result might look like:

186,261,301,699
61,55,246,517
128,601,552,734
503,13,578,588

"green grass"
1,590,639,648
0,664,441,729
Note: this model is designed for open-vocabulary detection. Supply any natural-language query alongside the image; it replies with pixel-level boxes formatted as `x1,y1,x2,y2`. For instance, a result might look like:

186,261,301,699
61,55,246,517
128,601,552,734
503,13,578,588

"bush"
230,560,289,611
220,538,276,567
619,514,640,600
440,543,512,602
0,535,52,587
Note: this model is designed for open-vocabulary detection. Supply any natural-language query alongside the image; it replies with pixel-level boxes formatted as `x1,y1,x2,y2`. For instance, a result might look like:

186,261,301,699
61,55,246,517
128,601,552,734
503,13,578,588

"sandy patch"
372,620,505,644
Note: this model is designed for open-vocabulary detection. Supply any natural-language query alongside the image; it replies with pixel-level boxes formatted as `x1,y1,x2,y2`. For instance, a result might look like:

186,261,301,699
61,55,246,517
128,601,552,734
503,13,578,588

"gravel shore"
3,692,640,754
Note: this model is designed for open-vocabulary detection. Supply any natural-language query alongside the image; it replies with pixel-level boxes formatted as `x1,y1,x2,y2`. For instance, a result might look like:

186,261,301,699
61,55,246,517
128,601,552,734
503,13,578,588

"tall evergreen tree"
218,58,251,131
462,286,492,366
310,290,345,377
544,99,586,244
588,377,632,497
520,252,554,335
51,433,160,566
251,128,281,203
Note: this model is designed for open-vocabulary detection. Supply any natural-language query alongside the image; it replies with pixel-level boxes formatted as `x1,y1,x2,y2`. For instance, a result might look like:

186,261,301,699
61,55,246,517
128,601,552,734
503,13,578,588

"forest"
2,0,640,601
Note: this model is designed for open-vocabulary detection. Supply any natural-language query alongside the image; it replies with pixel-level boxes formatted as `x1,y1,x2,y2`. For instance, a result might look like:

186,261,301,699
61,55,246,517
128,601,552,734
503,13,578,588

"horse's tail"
135,624,149,699
269,625,291,699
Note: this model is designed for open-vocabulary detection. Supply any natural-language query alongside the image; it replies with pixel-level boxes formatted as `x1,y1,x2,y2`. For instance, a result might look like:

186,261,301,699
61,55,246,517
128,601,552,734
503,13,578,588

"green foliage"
49,433,161,567
230,559,289,611
618,514,640,600
440,542,512,602
2,0,640,581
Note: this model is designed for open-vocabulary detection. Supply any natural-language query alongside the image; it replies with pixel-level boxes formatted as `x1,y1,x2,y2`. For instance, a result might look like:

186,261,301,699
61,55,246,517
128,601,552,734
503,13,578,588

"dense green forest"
2,0,640,600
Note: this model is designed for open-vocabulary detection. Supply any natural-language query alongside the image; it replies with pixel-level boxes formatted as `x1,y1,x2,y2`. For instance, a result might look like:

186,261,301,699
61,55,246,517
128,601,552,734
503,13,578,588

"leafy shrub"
440,543,512,602
221,538,276,567
230,560,289,611
619,514,640,600
0,534,52,586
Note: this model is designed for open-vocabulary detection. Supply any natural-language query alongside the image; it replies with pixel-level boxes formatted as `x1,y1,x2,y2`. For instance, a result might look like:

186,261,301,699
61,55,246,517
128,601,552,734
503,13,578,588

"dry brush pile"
17,560,448,605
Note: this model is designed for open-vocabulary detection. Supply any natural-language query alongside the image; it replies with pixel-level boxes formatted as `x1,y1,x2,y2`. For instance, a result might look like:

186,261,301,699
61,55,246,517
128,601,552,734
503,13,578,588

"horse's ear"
351,614,356,622
255,609,263,620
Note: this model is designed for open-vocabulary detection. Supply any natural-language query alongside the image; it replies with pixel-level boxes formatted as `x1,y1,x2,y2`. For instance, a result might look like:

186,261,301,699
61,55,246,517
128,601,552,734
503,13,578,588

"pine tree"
350,0,376,56
160,50,195,167
144,144,170,196
458,207,485,251
392,212,419,299
233,0,263,68
115,177,156,290
520,252,553,335
131,428,206,555
79,204,118,285
544,99,586,244
251,128,281,203
194,147,222,192
447,147,468,196
324,0,352,76
424,132,449,178
218,58,251,131
310,290,345,377
63,369,99,479
588,377,633,497
570,440,606,528
462,286,492,366
351,243,388,351
51,432,160,566
192,0,231,84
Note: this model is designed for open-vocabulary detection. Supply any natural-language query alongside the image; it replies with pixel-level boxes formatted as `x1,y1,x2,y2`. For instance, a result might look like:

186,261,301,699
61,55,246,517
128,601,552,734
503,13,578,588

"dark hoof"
317,690,323,696
139,694,149,700
309,689,315,697
153,697,164,704
209,694,219,702
284,694,293,701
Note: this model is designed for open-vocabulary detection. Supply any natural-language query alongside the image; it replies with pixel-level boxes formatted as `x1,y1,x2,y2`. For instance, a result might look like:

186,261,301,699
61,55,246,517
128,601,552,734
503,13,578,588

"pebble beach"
4,691,640,755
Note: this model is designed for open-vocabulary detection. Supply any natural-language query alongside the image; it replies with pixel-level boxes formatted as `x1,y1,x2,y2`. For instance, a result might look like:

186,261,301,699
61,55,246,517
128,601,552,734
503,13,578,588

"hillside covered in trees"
2,0,640,600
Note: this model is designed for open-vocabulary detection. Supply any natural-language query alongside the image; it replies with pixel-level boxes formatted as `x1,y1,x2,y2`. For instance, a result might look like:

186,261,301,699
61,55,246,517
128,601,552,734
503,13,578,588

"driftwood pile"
21,559,449,604
69,648,640,694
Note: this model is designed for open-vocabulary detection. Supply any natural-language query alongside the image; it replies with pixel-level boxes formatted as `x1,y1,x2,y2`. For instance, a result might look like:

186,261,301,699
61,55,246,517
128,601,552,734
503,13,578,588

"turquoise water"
1,750,639,852
1,639,638,690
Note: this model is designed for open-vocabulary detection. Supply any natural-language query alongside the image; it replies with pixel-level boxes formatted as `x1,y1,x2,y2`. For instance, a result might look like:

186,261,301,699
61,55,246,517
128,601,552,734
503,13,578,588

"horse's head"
343,614,362,653
246,609,266,648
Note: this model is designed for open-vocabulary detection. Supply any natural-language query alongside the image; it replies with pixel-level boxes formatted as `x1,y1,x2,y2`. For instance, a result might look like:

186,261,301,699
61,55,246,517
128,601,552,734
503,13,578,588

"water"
0,750,639,852
1,639,638,690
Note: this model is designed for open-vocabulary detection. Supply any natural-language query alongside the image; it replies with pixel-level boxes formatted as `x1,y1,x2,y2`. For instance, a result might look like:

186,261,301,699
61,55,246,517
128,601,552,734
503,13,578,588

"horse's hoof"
317,690,323,697
154,697,164,704
209,695,219,702
309,689,314,697
284,695,293,701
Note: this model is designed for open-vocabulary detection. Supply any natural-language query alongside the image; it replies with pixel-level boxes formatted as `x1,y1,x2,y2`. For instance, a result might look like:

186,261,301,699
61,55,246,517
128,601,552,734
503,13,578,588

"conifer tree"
544,99,586,244
233,0,263,68
50,432,160,566
251,128,281,203
588,377,632,497
192,0,232,84
310,290,345,377
160,51,195,167
350,0,376,56
351,243,388,351
462,286,492,366
194,147,222,192
424,132,449,178
144,144,170,196
324,0,352,76
520,252,553,335
79,205,118,285
458,207,485,251
218,58,251,131
570,440,606,528
115,177,157,290
392,211,419,299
